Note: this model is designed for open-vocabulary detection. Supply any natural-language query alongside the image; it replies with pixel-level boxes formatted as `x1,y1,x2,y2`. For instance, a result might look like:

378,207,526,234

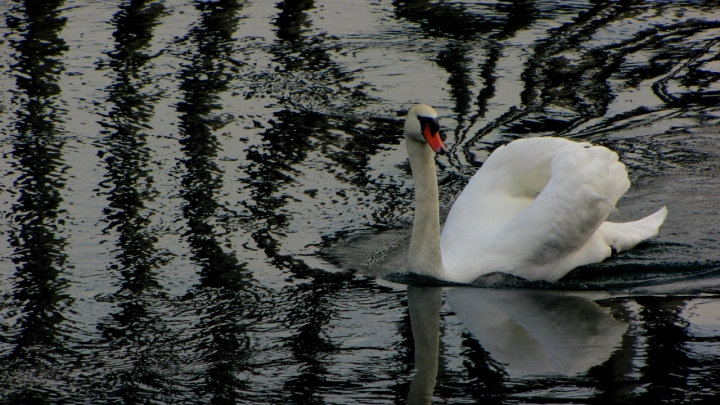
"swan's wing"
487,142,632,281
443,139,632,282
442,138,578,278
478,137,577,198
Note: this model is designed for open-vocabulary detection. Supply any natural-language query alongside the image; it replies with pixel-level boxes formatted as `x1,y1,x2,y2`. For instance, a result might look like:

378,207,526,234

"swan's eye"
417,116,440,136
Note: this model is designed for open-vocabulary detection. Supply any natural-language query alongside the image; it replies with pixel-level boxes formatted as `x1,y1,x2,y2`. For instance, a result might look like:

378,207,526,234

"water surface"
1,0,720,403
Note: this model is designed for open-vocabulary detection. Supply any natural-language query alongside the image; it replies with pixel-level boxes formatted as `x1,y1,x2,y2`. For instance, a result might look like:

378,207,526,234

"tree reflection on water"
0,0,719,403
1,1,73,402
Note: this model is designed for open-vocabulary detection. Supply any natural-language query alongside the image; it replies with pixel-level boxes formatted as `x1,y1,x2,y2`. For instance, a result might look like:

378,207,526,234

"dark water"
1,0,720,403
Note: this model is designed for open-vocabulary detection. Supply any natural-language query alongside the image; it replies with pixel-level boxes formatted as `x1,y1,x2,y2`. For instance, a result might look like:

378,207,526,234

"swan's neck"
406,138,445,278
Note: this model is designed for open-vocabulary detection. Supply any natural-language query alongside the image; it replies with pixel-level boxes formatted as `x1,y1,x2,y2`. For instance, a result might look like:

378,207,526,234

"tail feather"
600,206,668,252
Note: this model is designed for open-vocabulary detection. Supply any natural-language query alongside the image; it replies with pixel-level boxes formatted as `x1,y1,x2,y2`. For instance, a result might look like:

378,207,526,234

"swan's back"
440,137,663,283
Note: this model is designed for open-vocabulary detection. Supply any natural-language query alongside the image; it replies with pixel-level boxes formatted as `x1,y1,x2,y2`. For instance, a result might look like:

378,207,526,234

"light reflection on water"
0,0,719,403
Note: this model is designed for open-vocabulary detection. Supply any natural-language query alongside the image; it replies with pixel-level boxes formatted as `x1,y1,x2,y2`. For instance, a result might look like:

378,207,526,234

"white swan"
404,104,668,283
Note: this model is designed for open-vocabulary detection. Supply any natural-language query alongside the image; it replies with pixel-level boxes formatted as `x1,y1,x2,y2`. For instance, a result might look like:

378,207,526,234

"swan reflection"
446,288,628,376
407,287,628,402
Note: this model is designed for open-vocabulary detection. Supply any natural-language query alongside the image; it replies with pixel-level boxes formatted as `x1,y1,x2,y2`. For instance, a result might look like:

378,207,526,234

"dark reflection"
447,289,627,376
585,296,708,403
406,291,720,403
406,286,442,404
494,0,536,40
518,0,640,115
393,0,486,132
642,22,720,108
255,0,355,112
405,286,508,404
244,123,406,387
394,0,483,131
279,279,344,404
456,330,507,402
96,0,165,290
0,0,72,402
244,0,339,263
0,0,716,402
585,299,640,403
436,44,474,116
273,0,335,72
237,2,410,402
460,0,537,161
392,0,540,169
91,1,178,402
386,292,416,403
517,2,720,135
177,0,247,289
393,0,493,40
243,109,327,275
175,1,268,403
252,5,352,403
636,297,694,403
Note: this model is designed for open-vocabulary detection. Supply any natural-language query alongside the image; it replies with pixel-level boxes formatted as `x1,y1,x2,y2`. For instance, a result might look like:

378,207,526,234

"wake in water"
324,226,720,294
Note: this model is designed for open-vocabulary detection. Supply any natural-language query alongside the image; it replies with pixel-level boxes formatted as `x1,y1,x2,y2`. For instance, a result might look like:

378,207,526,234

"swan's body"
404,104,667,283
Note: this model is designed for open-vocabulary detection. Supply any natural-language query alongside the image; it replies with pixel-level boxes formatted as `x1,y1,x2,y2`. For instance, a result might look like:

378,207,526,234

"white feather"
403,105,668,283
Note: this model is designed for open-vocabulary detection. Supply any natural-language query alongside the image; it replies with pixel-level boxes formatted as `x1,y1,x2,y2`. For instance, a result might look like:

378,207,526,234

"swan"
404,104,668,283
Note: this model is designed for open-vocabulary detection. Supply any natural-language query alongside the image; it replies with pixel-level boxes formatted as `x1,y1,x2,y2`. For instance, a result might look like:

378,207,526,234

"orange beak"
423,122,447,155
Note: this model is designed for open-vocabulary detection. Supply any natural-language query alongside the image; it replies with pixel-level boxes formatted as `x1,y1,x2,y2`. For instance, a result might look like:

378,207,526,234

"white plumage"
404,104,668,283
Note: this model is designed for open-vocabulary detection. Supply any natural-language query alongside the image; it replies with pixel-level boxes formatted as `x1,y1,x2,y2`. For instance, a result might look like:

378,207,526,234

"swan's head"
404,104,447,154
